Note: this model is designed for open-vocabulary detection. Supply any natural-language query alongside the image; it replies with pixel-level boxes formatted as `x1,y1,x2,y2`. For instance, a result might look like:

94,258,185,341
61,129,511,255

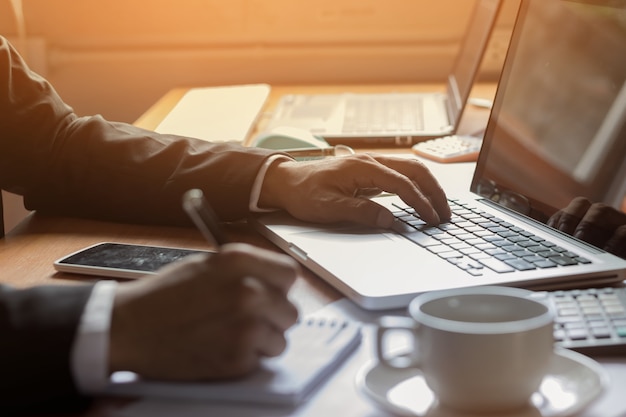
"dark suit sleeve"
0,35,279,226
0,283,94,415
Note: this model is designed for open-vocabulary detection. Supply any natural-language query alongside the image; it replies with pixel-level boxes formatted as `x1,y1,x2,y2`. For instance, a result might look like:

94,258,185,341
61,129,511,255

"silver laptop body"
263,0,502,147
253,0,626,310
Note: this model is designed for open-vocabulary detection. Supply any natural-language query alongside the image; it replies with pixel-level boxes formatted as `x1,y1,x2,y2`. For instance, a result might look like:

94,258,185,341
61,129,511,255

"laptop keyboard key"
401,231,440,247
479,257,515,273
549,255,579,266
504,258,536,271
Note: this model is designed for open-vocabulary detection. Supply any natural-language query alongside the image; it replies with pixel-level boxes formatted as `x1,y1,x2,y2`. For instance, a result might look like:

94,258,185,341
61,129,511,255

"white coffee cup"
376,286,554,413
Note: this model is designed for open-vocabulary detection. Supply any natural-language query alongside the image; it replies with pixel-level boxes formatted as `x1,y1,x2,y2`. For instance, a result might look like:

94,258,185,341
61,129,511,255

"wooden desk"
4,83,493,417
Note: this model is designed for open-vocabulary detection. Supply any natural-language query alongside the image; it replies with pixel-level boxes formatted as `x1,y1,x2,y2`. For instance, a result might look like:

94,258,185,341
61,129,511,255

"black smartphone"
54,242,211,279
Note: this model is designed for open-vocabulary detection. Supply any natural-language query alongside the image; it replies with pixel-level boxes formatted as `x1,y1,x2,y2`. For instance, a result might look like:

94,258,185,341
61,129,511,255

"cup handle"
376,315,420,369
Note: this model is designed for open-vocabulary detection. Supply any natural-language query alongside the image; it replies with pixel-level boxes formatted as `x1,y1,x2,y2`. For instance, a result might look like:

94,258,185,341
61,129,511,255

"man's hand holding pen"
108,189,300,380
109,244,300,380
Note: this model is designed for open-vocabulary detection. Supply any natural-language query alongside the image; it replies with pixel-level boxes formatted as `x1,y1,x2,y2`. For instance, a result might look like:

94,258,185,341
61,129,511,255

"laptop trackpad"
286,228,463,297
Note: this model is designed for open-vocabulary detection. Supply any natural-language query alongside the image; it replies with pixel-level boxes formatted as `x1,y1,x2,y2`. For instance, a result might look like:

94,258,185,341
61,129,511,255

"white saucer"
355,348,609,417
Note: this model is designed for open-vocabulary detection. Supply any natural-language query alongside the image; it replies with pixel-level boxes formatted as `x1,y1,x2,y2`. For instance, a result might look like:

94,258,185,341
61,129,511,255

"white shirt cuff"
249,154,293,212
71,280,118,394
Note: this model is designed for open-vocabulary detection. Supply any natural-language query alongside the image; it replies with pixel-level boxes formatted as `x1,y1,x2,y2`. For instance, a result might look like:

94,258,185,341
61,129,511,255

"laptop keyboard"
391,199,591,276
342,96,424,134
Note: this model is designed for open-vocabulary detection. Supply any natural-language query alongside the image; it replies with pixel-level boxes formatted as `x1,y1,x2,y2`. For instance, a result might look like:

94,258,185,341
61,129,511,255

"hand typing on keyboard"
261,154,452,228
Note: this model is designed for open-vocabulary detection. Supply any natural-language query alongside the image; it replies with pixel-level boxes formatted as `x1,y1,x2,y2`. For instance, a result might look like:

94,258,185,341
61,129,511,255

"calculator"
411,134,483,163
530,287,626,355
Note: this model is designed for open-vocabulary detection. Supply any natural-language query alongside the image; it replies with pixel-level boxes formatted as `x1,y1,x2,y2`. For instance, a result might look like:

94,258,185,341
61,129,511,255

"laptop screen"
471,0,626,226
446,0,502,125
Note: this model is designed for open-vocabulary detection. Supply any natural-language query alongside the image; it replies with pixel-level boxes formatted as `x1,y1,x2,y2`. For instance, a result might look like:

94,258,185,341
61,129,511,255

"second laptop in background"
263,0,502,147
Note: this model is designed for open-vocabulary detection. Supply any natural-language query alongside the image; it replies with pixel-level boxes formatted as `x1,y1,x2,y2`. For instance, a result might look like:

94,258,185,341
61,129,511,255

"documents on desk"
106,317,361,406
154,84,270,142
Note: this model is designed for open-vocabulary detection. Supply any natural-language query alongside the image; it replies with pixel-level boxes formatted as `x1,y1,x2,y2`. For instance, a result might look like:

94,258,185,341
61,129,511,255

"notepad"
154,84,271,143
105,317,362,405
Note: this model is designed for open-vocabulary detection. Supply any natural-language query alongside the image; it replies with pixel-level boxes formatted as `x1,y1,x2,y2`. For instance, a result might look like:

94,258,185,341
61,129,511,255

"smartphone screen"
54,242,211,279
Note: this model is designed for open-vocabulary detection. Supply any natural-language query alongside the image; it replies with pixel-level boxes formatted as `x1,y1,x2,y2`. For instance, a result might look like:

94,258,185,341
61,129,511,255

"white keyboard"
412,135,482,163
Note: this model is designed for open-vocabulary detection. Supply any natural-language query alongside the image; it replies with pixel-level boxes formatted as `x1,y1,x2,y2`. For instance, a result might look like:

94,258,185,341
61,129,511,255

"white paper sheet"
155,84,270,143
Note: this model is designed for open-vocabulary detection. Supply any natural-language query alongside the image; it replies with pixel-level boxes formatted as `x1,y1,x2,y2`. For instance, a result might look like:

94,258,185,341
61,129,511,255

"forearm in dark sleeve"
0,284,94,415
0,36,277,225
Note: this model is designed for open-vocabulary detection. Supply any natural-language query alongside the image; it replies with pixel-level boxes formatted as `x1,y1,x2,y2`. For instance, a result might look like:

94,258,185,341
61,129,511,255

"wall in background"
1,0,518,123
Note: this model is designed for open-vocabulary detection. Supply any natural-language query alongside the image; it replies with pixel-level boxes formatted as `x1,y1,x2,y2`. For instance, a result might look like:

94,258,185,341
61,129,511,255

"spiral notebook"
105,318,362,405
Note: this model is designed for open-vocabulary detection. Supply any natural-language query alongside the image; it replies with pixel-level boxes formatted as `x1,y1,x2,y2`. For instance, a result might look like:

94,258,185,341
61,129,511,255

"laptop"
252,0,626,310
263,0,502,147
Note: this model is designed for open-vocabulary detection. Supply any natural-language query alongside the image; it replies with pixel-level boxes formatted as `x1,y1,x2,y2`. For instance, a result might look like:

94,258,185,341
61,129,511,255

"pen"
182,188,228,248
